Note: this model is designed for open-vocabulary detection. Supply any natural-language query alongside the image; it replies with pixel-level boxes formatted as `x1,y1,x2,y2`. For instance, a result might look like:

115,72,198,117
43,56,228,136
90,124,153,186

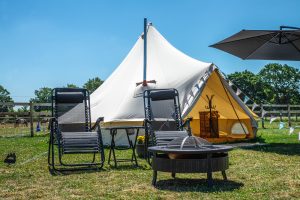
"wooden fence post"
288,104,291,127
30,101,34,137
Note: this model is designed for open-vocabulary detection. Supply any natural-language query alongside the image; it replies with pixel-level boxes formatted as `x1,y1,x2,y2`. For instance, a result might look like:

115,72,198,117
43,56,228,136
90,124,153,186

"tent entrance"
187,71,256,142
199,111,219,138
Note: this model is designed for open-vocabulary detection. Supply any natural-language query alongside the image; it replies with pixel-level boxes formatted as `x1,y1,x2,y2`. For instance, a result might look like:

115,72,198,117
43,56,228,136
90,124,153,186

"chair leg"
100,146,105,165
99,134,105,166
97,149,105,170
48,133,59,173
49,133,55,170
222,170,227,180
92,153,96,163
152,170,157,186
48,135,52,167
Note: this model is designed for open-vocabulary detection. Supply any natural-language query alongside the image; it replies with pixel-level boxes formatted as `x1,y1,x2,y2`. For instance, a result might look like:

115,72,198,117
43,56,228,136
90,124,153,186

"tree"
17,106,29,113
0,85,13,112
258,63,300,104
227,70,267,103
83,77,104,94
30,87,52,111
66,84,79,88
31,87,52,103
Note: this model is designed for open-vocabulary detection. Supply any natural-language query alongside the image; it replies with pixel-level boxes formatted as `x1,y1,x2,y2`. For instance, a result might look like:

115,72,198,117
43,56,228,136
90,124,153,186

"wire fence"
248,104,300,128
1,102,300,137
0,102,51,137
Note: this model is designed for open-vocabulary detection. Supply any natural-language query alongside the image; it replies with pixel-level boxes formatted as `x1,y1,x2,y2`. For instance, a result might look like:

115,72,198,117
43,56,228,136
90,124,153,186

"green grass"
0,124,299,199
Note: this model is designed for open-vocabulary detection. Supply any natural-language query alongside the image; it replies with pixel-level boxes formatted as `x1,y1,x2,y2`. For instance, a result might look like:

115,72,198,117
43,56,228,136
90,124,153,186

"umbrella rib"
244,33,281,59
280,33,300,44
210,32,274,46
284,35,300,53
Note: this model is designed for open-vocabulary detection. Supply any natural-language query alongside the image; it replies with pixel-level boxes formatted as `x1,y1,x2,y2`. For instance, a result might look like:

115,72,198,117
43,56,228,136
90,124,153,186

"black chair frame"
143,88,192,164
48,88,105,172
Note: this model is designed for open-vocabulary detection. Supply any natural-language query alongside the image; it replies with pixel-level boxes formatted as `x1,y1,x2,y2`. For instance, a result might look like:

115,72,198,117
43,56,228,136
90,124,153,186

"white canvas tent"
91,25,214,123
87,23,257,145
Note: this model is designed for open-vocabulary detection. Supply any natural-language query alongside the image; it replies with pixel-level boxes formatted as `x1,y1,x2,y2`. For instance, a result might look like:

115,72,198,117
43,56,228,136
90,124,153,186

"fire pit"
148,136,233,187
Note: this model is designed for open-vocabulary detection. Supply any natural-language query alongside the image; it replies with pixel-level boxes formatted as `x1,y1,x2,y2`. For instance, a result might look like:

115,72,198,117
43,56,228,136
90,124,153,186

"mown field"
0,122,299,200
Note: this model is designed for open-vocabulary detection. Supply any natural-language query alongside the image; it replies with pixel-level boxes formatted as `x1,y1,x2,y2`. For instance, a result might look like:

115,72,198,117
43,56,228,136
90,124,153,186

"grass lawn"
0,124,299,199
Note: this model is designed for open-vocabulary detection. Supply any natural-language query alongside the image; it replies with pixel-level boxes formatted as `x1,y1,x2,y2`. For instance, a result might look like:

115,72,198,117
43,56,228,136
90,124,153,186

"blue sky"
1,0,300,101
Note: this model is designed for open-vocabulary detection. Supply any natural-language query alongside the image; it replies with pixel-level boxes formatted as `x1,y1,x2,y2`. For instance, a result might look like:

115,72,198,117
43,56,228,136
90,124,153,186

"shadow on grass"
155,178,243,192
242,143,300,156
49,167,107,176
107,164,150,171
221,135,299,156
49,164,150,176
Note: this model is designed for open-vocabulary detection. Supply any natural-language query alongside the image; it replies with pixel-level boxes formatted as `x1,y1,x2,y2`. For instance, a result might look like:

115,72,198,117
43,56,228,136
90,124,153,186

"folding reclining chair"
48,88,105,172
143,89,192,164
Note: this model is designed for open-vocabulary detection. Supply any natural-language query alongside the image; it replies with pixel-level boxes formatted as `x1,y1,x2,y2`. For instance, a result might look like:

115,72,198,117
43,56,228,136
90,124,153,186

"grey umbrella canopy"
210,26,300,61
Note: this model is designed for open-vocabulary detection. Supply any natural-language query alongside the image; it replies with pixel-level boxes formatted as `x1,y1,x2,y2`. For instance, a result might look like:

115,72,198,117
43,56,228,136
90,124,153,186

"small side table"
104,126,144,167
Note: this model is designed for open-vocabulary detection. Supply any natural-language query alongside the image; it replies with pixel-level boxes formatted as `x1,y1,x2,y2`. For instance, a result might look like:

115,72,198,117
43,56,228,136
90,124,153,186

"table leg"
130,128,139,166
126,129,138,167
112,129,117,168
108,130,113,165
126,130,134,162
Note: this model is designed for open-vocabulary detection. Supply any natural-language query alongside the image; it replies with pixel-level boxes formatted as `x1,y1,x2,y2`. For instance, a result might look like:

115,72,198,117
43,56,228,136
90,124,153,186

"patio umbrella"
210,26,300,61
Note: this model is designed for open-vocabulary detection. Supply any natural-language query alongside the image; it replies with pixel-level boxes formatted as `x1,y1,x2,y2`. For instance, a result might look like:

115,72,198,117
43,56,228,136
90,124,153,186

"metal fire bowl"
148,145,233,154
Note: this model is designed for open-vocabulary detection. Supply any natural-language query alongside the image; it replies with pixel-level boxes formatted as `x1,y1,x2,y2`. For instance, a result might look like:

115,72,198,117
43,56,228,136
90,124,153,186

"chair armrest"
143,118,151,126
181,117,193,136
91,117,104,131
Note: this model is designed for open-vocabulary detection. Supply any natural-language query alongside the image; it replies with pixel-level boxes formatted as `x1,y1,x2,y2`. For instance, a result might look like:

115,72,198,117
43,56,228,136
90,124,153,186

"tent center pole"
143,18,147,86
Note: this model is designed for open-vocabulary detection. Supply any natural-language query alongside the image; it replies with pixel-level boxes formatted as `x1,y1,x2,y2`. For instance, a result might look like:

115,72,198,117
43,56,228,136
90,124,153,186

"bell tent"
90,21,258,143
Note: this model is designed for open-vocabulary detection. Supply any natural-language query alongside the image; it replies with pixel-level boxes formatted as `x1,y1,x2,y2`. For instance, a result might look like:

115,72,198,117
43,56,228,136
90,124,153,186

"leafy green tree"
66,84,79,88
258,63,300,104
30,87,52,111
0,85,13,112
17,106,29,112
31,87,52,103
227,70,267,103
83,77,104,94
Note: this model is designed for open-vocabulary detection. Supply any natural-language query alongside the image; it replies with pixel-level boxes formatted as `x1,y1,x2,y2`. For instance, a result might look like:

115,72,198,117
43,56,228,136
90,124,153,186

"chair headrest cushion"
55,93,85,103
149,90,177,101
